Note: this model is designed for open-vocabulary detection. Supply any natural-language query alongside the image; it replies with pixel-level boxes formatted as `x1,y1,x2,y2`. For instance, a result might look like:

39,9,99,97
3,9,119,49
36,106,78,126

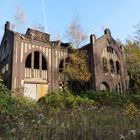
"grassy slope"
0,85,140,139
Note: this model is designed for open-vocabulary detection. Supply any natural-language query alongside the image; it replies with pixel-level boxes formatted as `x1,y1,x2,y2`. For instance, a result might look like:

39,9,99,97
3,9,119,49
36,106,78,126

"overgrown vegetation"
64,49,91,83
0,82,140,139
38,90,96,111
124,41,140,93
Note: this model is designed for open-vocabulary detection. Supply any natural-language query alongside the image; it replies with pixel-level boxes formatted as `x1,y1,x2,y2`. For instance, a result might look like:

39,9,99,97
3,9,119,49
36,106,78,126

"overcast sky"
0,0,140,43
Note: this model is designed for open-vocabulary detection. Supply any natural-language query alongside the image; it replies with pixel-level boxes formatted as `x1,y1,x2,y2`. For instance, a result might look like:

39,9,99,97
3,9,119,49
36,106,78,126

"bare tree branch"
65,16,87,48
12,5,26,32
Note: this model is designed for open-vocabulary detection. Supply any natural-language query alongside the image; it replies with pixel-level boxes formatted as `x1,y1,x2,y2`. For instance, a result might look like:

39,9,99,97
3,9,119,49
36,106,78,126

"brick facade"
0,21,128,99
0,22,69,100
81,29,128,94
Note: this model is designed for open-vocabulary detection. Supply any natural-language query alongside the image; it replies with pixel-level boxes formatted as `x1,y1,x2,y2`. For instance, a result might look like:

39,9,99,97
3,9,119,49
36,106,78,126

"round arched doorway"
99,82,110,91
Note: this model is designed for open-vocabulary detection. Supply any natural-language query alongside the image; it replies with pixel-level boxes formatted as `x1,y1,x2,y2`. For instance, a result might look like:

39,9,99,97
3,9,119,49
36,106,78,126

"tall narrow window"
34,51,39,69
102,57,108,73
109,59,114,73
59,59,64,73
116,61,120,74
42,55,47,70
25,53,32,68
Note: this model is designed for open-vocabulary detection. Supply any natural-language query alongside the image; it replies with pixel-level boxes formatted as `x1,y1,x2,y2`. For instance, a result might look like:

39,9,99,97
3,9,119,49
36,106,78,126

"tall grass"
1,105,140,139
0,86,140,139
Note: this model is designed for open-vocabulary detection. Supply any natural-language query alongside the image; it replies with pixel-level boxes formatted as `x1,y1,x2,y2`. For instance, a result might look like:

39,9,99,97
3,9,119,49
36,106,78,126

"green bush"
38,90,96,111
79,90,129,106
129,94,140,106
0,82,140,139
0,81,38,119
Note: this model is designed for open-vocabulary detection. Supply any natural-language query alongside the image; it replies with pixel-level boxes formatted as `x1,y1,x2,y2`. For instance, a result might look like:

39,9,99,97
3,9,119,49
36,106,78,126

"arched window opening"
116,61,120,74
25,53,31,68
107,46,113,53
34,51,39,69
59,59,64,73
25,51,48,71
109,59,114,73
102,57,108,73
99,82,110,91
42,55,47,70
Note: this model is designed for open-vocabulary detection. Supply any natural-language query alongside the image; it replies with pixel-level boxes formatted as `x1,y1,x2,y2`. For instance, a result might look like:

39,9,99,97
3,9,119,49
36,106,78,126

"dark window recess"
102,57,108,73
107,46,114,53
109,59,114,73
42,55,47,70
25,53,32,68
116,61,120,74
34,51,39,69
59,60,64,73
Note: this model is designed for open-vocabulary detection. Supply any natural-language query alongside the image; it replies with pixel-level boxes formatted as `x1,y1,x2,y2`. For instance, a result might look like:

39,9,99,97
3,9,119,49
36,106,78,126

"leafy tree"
63,17,90,90
124,40,140,93
64,49,90,82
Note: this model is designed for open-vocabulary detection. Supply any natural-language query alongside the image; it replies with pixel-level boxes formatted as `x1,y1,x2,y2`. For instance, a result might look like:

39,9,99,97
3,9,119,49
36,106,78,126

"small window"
116,61,120,74
102,57,108,73
34,51,39,69
109,59,114,73
42,55,47,70
25,53,32,68
59,59,64,73
107,46,114,54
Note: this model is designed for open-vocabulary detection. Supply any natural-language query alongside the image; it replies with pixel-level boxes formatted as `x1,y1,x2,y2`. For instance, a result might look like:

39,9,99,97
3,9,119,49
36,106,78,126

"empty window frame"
34,51,39,69
109,59,114,73
107,46,114,53
102,57,108,73
116,61,120,74
25,51,47,70
25,53,32,68
42,55,47,70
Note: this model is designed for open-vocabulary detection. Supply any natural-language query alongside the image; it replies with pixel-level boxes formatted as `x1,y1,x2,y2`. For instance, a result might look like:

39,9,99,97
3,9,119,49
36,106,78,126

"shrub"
38,90,96,111
129,94,140,106
79,90,128,107
123,102,140,120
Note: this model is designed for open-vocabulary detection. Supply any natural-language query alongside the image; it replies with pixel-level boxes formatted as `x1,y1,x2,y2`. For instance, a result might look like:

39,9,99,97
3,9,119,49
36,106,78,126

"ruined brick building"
0,21,69,100
0,21,128,100
81,29,128,94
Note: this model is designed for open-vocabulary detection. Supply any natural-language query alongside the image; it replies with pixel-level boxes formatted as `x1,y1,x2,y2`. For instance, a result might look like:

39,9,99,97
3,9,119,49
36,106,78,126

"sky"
0,0,140,43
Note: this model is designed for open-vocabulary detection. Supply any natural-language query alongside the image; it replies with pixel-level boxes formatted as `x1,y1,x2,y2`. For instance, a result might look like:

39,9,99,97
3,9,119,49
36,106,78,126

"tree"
65,16,87,49
11,5,26,32
64,49,90,82
61,17,90,90
134,23,140,43
124,40,140,93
